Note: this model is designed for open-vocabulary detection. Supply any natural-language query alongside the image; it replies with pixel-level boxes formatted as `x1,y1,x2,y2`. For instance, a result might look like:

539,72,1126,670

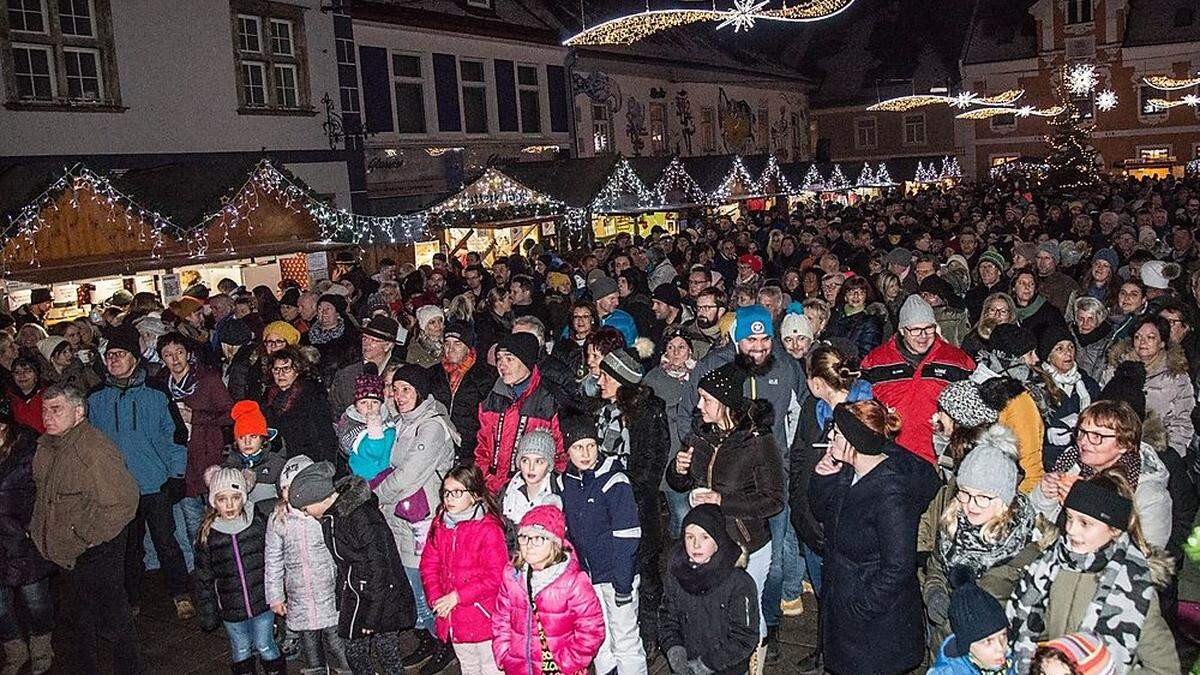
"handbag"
393,488,432,523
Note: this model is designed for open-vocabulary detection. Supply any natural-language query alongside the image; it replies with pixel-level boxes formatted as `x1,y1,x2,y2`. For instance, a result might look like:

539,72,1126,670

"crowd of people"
3,171,1200,675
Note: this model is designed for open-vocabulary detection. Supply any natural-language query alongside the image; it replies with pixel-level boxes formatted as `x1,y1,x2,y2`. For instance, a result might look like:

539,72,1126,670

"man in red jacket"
860,295,974,463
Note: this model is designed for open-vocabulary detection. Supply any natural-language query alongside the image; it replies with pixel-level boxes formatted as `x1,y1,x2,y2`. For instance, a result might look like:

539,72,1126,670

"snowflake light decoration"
1096,90,1118,112
1065,63,1099,96
717,0,769,31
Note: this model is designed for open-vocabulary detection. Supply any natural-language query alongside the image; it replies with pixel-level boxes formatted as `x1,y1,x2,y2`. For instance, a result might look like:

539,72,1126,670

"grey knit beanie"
287,461,337,509
937,381,999,429
956,425,1020,505
517,429,557,466
897,294,936,329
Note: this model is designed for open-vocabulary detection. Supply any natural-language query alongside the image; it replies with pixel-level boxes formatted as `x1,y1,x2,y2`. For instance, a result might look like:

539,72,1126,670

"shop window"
2,0,120,108
231,0,311,113
1138,146,1170,161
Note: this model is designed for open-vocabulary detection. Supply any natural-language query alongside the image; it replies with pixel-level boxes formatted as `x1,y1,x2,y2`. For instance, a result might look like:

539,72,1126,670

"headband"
833,403,888,456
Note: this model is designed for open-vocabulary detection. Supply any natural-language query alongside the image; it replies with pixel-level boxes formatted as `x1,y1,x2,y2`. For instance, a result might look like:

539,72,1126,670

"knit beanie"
1037,632,1116,675
919,275,956,305
263,320,301,346
1140,260,1180,290
393,363,431,401
280,288,301,308
897,295,936,329
681,503,735,552
780,312,813,341
1092,248,1119,270
219,318,254,347
885,247,912,268
354,363,385,402
105,323,142,357
1037,241,1061,264
318,293,348,316
278,454,314,492
231,400,268,438
978,249,1007,272
588,275,619,301
1013,242,1038,262
416,304,445,330
444,320,475,348
37,336,67,364
956,425,1020,505
517,428,557,466
1064,479,1132,531
737,253,763,274
990,323,1036,358
287,461,337,509
204,465,253,508
699,362,747,411
734,305,773,343
519,505,567,546
560,413,597,451
600,348,643,387
937,380,1000,429
652,283,683,311
1037,323,1074,362
496,332,541,371
945,570,1009,658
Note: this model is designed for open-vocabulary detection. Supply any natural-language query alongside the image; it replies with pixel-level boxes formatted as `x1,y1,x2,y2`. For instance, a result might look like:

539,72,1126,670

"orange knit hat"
231,400,268,438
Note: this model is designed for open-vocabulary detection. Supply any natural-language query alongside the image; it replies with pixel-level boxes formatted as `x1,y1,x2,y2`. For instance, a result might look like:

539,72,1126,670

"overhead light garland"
1096,90,1118,112
1141,75,1200,91
564,0,854,46
867,89,1024,112
955,104,1064,120
3,165,185,269
1065,63,1098,96
653,157,707,206
990,159,1048,181
591,157,658,213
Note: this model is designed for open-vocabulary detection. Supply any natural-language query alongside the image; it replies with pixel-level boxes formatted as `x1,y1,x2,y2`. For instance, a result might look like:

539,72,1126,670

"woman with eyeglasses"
1100,315,1196,457
918,421,1045,651
1032,400,1172,549
262,346,339,466
373,363,459,671
960,292,1016,360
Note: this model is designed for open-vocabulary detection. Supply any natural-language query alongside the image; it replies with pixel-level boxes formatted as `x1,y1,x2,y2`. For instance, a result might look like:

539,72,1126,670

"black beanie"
219,318,254,347
698,362,747,411
280,288,301,308
990,323,1036,358
393,363,432,401
559,413,597,451
1064,478,1133,531
496,332,541,371
681,503,735,552
1099,360,1146,419
1037,323,1074,362
945,568,1008,658
652,283,683,310
106,323,142,358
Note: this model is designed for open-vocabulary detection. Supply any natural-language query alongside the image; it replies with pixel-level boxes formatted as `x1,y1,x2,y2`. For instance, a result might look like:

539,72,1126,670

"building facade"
960,0,1200,180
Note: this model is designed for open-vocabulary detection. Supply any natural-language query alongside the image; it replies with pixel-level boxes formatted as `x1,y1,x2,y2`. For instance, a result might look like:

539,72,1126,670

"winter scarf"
167,368,198,401
308,316,346,345
668,537,740,595
659,355,695,382
441,501,484,529
1051,447,1142,489
937,495,1038,576
1048,365,1089,408
596,403,629,466
1015,296,1047,324
1007,534,1153,671
442,349,477,394
1074,321,1113,349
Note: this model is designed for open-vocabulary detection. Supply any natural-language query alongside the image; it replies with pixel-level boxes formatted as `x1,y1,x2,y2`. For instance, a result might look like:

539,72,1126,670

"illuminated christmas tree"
1044,77,1100,191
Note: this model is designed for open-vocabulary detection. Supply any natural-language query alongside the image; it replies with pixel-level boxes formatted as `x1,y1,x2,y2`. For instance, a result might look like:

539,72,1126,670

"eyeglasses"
1076,427,1118,445
696,304,719,311
985,307,1009,316
271,365,296,374
954,490,997,508
903,325,937,337
517,534,549,546
264,339,287,347
440,489,468,499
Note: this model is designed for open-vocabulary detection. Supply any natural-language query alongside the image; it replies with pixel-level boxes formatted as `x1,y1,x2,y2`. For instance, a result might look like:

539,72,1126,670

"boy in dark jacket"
289,462,416,674
660,504,759,675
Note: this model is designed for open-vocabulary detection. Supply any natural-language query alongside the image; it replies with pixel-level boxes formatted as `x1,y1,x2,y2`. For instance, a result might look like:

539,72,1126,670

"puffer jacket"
501,473,561,525
928,636,1017,675
335,404,397,481
556,456,640,594
193,511,270,624
376,395,458,567
87,367,187,495
476,368,566,495
492,554,606,675
263,378,339,466
429,353,498,463
1030,442,1173,550
826,309,883,357
0,426,53,587
1102,341,1195,455
321,475,416,639
264,506,339,632
861,336,975,464
419,506,509,643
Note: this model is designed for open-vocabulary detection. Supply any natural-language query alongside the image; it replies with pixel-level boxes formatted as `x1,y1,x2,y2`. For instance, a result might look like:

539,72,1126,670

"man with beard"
680,286,727,359
675,305,807,664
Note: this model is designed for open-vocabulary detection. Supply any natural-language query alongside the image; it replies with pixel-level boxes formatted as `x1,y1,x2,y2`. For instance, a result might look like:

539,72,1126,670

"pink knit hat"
518,505,567,545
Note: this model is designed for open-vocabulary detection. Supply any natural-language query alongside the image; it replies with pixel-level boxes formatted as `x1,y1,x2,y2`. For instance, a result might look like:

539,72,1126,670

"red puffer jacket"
491,554,605,675
860,336,974,463
475,368,565,494
419,509,509,644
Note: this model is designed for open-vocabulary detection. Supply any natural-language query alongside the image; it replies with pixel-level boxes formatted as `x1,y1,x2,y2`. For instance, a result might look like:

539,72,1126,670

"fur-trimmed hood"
1105,339,1189,377
330,475,376,518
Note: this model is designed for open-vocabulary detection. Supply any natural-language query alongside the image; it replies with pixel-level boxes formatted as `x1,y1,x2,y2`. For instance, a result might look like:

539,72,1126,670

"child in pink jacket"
419,465,510,675
492,505,605,675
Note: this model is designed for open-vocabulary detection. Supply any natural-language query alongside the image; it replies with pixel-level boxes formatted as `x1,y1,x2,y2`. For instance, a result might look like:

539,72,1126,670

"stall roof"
501,156,619,208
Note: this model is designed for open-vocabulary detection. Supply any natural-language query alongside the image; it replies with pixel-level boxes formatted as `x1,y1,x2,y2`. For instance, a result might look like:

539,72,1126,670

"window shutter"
547,64,569,133
494,59,518,132
358,46,393,133
432,53,462,132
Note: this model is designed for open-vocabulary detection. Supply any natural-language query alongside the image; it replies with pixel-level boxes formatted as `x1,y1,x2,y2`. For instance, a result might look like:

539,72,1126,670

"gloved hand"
614,592,633,607
925,584,950,625
666,646,688,674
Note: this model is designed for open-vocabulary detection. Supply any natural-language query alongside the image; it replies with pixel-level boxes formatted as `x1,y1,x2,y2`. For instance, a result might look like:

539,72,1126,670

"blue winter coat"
88,368,187,495
555,456,640,595
927,636,1017,675
602,309,639,346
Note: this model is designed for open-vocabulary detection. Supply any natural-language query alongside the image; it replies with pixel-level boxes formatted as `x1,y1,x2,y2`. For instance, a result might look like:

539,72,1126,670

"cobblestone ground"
39,570,821,674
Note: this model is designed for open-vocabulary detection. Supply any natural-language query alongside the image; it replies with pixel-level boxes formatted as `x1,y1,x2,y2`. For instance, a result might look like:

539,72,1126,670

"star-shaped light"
1096,89,1118,112
717,0,769,32
950,92,978,109
1065,63,1098,96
